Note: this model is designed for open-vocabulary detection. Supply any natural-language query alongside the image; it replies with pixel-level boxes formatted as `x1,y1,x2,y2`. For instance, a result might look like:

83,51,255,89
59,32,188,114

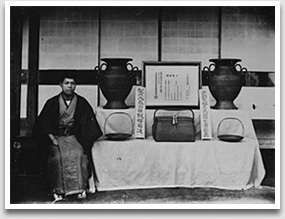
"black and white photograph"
5,0,280,211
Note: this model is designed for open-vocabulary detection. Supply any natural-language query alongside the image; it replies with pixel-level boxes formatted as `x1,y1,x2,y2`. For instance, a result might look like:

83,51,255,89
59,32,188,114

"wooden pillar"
10,7,24,141
157,7,162,61
218,7,222,59
97,7,101,107
26,7,40,135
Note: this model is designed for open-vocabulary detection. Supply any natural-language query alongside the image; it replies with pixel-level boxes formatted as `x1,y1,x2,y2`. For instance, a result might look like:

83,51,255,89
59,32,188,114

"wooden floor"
10,175,275,204
9,137,275,204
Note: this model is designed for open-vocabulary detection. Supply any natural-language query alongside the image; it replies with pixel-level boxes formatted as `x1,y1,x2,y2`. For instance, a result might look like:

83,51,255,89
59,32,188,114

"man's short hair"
60,73,77,83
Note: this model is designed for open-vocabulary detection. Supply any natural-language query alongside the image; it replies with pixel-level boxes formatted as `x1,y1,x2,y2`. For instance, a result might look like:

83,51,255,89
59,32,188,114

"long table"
90,107,265,191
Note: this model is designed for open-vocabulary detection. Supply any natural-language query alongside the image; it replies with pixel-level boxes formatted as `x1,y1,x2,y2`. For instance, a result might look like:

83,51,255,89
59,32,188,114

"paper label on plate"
135,86,146,139
199,88,212,140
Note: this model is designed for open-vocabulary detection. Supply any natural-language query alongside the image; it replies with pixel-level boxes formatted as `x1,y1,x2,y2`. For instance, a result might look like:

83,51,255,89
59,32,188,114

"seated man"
33,74,102,203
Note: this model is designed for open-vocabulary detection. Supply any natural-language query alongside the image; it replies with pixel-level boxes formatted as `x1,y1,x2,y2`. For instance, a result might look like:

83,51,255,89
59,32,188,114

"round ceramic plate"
105,133,131,141
218,134,244,142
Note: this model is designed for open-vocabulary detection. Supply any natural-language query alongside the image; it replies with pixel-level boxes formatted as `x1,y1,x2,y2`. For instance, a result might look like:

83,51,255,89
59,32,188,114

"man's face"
60,78,76,96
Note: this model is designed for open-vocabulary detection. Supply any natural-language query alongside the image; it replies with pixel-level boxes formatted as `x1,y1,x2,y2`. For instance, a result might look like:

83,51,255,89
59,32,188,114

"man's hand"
48,134,59,146
51,138,59,146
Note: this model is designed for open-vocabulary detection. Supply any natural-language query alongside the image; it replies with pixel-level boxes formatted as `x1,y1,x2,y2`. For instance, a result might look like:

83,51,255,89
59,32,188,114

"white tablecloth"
91,108,265,191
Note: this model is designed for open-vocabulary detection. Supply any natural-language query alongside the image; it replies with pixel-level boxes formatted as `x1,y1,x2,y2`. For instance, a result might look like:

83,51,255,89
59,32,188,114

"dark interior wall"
10,7,24,141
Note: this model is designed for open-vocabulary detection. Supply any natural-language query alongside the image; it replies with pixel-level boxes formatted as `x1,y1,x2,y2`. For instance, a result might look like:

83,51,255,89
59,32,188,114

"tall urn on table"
96,58,137,109
203,58,247,109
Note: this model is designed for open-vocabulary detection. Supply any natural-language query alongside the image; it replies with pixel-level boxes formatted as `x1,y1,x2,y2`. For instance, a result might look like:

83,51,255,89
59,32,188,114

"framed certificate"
143,61,201,107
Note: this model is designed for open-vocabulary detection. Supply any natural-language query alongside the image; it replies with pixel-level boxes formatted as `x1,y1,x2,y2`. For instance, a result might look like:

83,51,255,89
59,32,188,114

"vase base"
212,101,238,110
103,101,129,109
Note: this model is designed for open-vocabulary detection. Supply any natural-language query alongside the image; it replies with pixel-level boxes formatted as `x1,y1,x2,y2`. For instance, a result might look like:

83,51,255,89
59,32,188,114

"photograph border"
4,0,281,212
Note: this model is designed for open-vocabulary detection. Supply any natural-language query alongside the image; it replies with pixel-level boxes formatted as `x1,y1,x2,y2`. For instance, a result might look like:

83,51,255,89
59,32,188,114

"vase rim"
101,58,133,62
209,58,242,62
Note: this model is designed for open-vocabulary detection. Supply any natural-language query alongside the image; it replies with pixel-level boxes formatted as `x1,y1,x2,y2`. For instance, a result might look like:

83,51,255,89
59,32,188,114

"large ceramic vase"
96,58,136,109
203,58,247,109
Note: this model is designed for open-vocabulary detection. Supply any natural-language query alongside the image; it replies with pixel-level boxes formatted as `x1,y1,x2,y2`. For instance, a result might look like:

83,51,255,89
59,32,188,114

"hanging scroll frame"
142,61,201,109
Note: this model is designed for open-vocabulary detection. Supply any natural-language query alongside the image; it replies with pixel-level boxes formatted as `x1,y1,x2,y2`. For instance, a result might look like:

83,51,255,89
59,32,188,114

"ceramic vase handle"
94,66,99,81
235,64,247,85
127,64,139,80
203,64,216,81
235,64,248,73
126,63,134,71
100,63,108,71
203,63,216,72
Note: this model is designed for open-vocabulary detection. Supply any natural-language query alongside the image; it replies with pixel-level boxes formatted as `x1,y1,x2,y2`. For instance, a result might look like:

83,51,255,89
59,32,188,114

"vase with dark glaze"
203,58,247,109
96,58,137,109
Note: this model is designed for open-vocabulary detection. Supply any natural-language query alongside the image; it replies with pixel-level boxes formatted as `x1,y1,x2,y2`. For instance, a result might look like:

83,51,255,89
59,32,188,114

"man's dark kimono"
33,93,102,196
